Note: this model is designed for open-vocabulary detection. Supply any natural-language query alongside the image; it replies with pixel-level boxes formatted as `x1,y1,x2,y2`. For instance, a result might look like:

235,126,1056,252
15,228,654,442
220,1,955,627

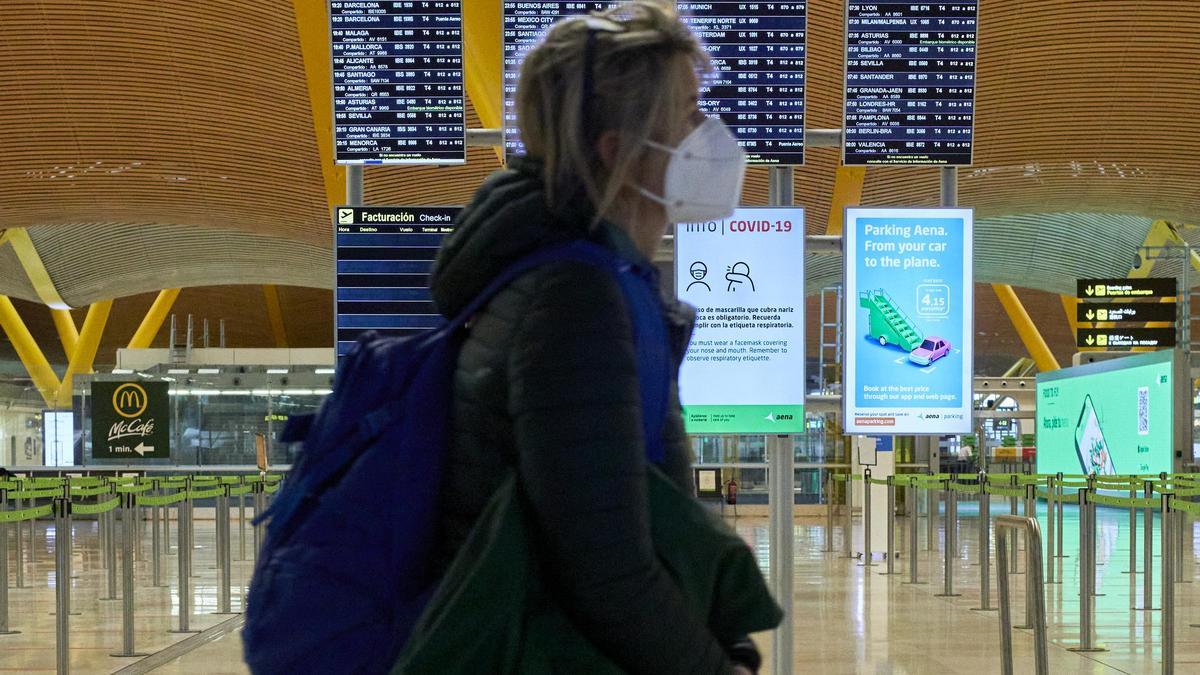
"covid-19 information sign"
1036,351,1177,476
843,207,973,434
676,208,805,433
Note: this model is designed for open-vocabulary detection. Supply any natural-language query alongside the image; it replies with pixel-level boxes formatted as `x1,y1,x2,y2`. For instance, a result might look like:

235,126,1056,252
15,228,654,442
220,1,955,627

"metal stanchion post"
927,473,936,552
13,495,23,589
1127,483,1138,574
1162,494,1174,675
163,496,171,555
238,476,247,561
936,480,960,597
26,497,34,567
1056,473,1065,558
112,493,147,658
253,483,265,556
823,474,834,553
53,494,71,675
1009,475,1019,573
1071,487,1106,652
170,479,198,634
1174,504,1185,584
151,496,163,588
1045,476,1055,574
1139,479,1156,611
102,507,118,601
973,475,993,610
841,476,853,559
215,486,234,614
905,482,924,585
0,489,18,636
1015,484,1040,629
882,476,898,575
860,469,875,566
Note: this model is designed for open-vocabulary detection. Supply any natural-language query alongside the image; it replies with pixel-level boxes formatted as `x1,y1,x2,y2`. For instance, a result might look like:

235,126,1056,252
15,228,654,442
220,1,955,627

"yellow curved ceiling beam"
993,284,1060,373
291,0,346,211
55,301,113,409
128,288,182,349
0,228,71,310
51,309,79,356
0,296,60,407
463,3,503,162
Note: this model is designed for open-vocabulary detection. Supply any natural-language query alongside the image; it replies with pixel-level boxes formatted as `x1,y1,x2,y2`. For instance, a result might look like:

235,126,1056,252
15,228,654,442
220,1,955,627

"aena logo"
112,383,149,419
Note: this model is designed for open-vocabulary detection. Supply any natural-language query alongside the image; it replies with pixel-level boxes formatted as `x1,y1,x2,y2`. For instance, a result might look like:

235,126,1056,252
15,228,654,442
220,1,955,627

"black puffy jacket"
428,160,736,675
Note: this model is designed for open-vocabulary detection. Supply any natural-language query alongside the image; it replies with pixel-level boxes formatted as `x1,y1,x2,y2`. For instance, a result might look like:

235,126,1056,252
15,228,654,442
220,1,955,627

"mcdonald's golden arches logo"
112,383,149,418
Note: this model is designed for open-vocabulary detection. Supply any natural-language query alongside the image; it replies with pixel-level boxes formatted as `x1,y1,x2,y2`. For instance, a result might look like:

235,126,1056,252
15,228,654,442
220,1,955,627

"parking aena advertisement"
844,208,974,434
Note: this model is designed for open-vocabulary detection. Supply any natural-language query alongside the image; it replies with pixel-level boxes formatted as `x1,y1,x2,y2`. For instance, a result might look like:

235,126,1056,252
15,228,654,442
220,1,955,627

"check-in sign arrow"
1085,310,1095,320
1085,336,1095,346
1084,285,1094,296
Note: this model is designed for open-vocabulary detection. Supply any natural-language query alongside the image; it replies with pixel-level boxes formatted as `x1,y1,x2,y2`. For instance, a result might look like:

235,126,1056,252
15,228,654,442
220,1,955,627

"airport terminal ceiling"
0,1,1197,368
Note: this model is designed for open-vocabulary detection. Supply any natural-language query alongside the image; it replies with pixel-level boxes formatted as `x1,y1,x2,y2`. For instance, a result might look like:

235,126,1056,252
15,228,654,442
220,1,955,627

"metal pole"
163,496,171,555
101,507,117,601
1009,475,1019,573
1016,484,1038,629
1127,483,1138,574
0,490,18,636
941,166,958,207
1074,488,1094,651
997,530,1014,675
1045,476,1055,575
974,476,993,610
861,469,874,566
1056,473,1065,558
767,432,795,675
936,480,960,597
1162,494,1174,675
905,482,924,585
238,477,247,561
13,495,23,589
823,474,834,553
842,476,853,559
253,483,265,556
883,476,898,575
347,165,364,206
216,487,233,614
152,484,163,587
1142,479,1155,610
112,493,146,657
1174,505,1185,583
170,479,197,634
927,473,936,551
53,495,70,675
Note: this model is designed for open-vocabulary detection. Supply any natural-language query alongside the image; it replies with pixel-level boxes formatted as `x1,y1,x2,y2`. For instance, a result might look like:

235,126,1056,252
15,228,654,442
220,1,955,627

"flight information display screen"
333,206,459,358
843,1,977,166
330,1,466,165
503,2,806,165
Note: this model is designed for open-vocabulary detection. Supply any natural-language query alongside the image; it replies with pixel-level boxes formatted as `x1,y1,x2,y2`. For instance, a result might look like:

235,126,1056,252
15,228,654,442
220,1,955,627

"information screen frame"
1035,350,1184,476
842,207,974,435
841,1,979,166
329,0,467,165
501,1,807,165
674,207,806,434
333,205,459,359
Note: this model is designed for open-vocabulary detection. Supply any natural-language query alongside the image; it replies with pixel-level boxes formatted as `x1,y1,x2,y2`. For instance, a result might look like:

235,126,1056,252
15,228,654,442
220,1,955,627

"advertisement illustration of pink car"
909,337,951,366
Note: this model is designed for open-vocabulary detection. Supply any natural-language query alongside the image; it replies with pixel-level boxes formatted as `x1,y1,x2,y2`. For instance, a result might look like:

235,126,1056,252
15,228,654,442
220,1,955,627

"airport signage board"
330,1,466,164
843,1,978,165
91,381,170,460
1076,303,1177,324
502,2,808,164
1036,350,1175,476
675,208,806,433
334,206,458,358
1077,328,1177,350
843,207,974,434
1077,278,1177,300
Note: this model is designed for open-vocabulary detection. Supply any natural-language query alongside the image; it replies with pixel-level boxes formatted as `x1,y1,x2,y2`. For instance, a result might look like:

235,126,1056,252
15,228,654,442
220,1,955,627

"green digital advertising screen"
1036,351,1175,476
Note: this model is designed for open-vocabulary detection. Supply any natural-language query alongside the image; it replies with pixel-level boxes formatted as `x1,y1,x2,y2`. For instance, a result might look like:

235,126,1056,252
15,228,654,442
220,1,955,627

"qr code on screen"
1137,386,1149,436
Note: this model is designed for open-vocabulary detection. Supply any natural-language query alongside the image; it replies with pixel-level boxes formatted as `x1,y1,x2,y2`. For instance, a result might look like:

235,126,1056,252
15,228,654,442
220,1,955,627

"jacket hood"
430,158,595,317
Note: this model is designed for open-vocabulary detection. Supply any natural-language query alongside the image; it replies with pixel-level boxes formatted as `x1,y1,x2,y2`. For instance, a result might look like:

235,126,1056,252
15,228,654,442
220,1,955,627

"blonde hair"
515,1,710,218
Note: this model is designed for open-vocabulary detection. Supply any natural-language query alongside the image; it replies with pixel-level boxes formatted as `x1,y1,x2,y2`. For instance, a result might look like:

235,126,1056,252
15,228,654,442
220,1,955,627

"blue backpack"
243,240,672,674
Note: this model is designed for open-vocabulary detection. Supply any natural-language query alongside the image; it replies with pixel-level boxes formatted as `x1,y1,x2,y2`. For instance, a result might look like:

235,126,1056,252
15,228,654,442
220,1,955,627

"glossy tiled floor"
3,499,1199,673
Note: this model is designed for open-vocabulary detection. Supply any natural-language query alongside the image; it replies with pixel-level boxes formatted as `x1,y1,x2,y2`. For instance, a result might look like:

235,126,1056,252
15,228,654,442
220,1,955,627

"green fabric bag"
393,467,783,674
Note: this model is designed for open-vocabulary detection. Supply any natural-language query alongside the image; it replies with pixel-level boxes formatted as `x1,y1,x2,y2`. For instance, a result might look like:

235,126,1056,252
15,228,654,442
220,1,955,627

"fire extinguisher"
724,478,738,505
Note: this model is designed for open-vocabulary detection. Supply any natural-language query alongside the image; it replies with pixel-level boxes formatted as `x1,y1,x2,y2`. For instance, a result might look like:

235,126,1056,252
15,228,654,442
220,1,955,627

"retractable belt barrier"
0,472,286,673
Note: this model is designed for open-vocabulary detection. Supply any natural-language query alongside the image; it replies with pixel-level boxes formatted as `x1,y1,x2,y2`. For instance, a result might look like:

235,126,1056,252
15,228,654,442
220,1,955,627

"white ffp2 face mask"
638,117,747,224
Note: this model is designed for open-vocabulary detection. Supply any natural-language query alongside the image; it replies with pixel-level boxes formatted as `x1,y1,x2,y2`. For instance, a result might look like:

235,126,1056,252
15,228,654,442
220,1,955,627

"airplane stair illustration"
860,289,923,351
